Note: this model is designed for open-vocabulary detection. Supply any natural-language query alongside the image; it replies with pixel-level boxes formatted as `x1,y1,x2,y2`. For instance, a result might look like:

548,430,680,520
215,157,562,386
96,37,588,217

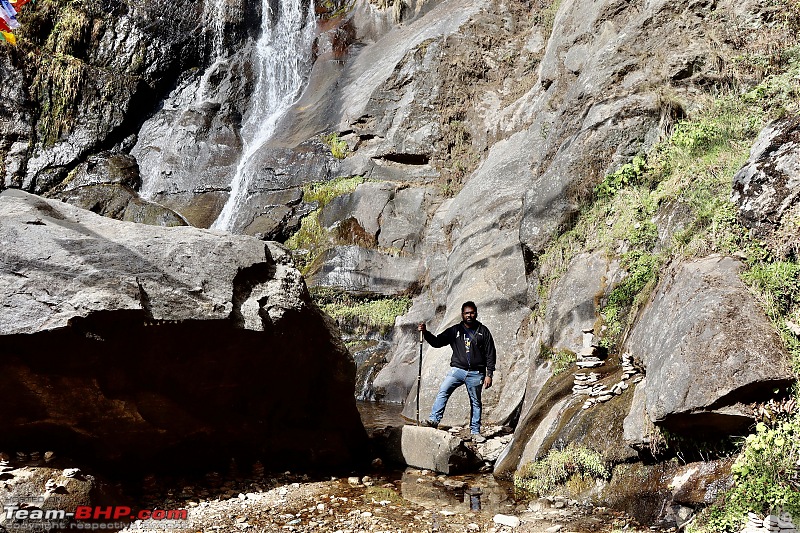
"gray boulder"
732,115,800,257
383,426,479,474
541,252,623,354
625,256,794,435
0,190,367,472
622,377,652,451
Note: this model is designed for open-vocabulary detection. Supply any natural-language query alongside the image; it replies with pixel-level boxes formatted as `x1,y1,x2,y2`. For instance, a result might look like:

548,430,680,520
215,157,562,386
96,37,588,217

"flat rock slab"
384,426,479,474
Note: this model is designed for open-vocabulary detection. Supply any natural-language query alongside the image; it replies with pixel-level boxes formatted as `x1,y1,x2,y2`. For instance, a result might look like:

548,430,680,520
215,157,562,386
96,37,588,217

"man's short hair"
461,301,478,312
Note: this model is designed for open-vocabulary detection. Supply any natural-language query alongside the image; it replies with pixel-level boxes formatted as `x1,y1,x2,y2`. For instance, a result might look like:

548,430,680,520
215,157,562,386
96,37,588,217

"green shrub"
514,443,610,496
595,155,647,199
697,413,800,532
322,132,349,159
284,176,365,272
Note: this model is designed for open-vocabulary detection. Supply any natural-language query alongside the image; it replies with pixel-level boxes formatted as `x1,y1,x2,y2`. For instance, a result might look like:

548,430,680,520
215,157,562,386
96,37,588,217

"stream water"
355,401,524,516
210,0,315,232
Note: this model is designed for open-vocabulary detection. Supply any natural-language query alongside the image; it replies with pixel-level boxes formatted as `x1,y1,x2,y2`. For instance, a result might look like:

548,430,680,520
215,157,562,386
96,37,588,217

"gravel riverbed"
120,469,655,533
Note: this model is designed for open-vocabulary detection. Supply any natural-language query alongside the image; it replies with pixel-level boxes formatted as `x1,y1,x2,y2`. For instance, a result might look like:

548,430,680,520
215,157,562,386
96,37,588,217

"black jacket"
423,321,496,376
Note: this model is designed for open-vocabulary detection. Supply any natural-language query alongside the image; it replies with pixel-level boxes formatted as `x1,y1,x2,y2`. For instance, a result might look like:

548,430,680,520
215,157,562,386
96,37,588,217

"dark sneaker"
471,433,486,443
421,419,439,428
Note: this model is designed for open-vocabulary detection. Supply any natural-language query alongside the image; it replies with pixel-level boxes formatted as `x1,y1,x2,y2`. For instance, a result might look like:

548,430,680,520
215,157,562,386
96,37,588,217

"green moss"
311,287,411,334
32,55,86,145
514,443,610,496
363,486,406,505
534,0,563,37
600,250,664,349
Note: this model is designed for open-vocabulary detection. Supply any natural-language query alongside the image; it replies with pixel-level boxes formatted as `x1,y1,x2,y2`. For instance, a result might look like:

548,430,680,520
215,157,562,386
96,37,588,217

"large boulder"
624,256,794,435
732,115,800,257
0,190,367,472
540,252,623,354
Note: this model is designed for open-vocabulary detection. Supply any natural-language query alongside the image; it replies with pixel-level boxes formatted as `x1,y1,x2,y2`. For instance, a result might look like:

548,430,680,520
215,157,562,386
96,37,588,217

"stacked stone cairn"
743,512,798,533
575,328,604,369
572,328,644,410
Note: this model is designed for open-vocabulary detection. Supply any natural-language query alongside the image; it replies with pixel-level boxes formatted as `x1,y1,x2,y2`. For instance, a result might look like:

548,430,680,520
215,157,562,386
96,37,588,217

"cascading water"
196,0,229,101
211,0,316,232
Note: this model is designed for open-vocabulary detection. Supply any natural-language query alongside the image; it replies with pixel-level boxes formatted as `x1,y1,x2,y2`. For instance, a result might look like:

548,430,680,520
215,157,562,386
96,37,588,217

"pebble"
493,514,521,528
546,526,563,533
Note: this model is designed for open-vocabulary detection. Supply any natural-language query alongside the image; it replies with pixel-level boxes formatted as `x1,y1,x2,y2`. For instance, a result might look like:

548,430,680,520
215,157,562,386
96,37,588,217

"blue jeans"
429,367,484,433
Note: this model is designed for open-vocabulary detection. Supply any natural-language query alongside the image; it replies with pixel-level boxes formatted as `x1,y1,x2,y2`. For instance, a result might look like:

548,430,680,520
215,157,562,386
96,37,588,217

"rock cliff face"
1,0,799,523
0,189,367,472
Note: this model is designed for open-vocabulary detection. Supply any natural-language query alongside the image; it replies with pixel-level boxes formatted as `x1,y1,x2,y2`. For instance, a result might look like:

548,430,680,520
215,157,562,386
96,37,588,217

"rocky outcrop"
46,152,188,227
0,463,104,531
732,115,800,258
1,0,217,193
0,190,367,472
624,256,794,435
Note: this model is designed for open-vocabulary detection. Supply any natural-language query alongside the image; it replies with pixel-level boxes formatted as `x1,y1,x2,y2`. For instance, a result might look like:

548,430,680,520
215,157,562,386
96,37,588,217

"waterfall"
211,0,316,232
197,0,231,102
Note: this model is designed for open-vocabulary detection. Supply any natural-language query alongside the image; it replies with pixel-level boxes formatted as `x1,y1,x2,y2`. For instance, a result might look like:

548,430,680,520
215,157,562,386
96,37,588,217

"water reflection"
356,400,408,429
398,470,518,516
467,487,482,511
356,401,522,516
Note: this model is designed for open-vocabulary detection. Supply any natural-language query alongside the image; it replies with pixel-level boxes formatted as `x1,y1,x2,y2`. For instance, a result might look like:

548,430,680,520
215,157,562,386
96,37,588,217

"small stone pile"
447,425,514,464
575,328,604,368
743,512,798,533
621,352,645,383
573,350,644,410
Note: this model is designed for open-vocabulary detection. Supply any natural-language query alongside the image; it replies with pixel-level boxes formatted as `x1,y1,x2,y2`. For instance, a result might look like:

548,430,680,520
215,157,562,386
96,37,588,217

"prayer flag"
0,30,15,45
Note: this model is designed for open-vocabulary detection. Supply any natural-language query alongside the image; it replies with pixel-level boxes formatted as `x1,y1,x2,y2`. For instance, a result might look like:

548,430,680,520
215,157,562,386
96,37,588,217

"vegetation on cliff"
285,175,366,272
528,8,800,527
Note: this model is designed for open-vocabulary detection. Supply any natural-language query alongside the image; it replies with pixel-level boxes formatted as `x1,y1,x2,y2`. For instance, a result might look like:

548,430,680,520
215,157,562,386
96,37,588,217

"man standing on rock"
418,301,496,443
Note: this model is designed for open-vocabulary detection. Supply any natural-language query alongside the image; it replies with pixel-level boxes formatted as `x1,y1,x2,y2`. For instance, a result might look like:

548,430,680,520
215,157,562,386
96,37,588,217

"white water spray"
211,0,315,232
197,0,229,101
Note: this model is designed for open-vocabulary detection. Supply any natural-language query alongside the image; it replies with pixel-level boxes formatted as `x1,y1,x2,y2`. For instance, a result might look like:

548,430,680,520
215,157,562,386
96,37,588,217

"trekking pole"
416,327,423,425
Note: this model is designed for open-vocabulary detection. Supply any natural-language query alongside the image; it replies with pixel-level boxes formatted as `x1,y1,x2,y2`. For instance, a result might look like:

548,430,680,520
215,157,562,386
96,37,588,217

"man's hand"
484,375,492,389
417,323,426,333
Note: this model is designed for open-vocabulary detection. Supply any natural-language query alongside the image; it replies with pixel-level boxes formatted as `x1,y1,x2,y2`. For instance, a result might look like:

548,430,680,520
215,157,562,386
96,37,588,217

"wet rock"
308,245,423,295
0,190,367,472
541,252,620,355
625,256,794,435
